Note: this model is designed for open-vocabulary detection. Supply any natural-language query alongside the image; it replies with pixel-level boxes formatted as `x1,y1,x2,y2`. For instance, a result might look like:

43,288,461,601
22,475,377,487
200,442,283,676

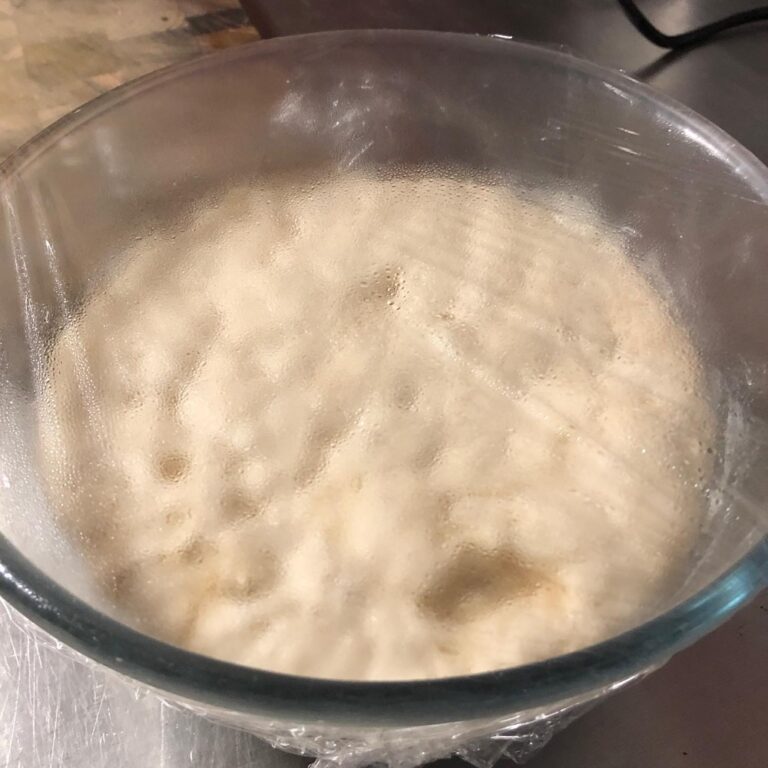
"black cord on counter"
616,0,768,49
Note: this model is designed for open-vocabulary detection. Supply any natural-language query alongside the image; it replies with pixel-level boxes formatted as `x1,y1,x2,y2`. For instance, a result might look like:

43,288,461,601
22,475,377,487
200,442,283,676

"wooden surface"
0,0,258,163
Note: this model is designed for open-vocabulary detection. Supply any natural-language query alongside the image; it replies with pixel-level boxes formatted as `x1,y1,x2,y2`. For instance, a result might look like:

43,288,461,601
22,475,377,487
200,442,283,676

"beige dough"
39,175,712,680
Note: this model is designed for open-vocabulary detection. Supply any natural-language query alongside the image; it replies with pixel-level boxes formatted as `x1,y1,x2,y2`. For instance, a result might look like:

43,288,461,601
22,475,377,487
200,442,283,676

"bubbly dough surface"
40,175,712,680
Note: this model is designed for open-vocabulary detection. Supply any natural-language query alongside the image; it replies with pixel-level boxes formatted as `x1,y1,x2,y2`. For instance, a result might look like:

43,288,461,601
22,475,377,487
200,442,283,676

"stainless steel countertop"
1,2,767,766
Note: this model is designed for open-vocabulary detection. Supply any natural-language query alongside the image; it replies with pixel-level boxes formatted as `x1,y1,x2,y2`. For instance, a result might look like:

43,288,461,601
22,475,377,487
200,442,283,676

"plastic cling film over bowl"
0,595,650,768
1,30,768,768
36,172,718,683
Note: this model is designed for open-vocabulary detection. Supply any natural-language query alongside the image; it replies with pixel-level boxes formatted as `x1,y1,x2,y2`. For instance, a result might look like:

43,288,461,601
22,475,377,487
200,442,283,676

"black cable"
616,0,768,49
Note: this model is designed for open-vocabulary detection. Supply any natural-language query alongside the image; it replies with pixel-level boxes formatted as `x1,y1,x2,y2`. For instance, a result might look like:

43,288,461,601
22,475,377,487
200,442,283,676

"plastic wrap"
186,681,638,768
0,596,646,768
0,600,302,768
1,30,767,768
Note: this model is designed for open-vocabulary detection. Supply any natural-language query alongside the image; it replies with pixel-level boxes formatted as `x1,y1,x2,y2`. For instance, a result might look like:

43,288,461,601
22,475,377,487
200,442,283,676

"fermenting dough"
39,175,712,680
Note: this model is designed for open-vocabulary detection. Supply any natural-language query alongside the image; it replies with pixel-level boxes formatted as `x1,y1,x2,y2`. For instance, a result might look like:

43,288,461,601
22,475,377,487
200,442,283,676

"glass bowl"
0,30,766,761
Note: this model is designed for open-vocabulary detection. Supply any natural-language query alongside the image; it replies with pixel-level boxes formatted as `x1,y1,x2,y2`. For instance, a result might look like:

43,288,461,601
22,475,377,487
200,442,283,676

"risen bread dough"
40,175,712,680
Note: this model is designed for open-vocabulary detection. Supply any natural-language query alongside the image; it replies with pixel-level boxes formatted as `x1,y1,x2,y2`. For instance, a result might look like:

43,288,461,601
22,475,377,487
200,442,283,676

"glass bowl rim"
0,29,766,727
